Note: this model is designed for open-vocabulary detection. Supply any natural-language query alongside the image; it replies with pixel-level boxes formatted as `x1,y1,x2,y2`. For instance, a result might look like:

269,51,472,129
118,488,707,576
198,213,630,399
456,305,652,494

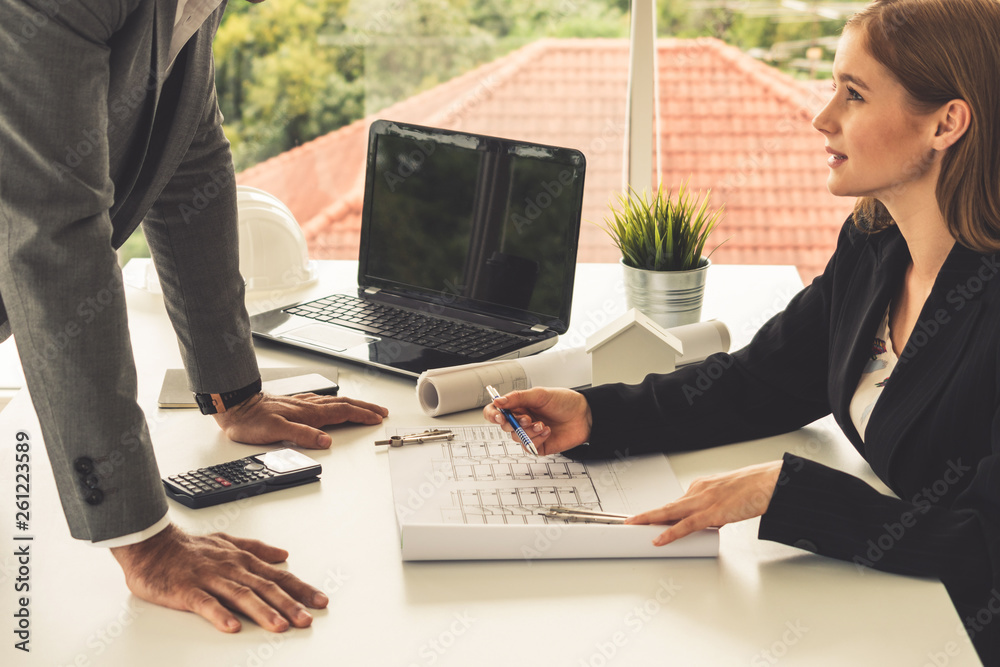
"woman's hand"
214,392,389,449
483,387,592,456
627,460,783,545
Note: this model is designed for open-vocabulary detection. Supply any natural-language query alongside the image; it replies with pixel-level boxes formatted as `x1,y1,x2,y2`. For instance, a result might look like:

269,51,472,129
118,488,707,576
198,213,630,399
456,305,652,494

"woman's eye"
846,86,864,101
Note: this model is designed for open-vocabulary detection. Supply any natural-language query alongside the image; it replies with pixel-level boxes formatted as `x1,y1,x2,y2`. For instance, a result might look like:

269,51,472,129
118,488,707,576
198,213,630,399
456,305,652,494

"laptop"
250,119,586,378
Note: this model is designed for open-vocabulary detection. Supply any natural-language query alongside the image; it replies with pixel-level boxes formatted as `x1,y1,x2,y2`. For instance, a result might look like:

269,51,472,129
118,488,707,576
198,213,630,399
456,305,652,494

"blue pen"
486,385,539,457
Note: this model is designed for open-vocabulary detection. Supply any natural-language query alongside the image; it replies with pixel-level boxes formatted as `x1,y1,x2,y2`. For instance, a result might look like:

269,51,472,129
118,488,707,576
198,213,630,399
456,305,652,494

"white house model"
585,309,685,386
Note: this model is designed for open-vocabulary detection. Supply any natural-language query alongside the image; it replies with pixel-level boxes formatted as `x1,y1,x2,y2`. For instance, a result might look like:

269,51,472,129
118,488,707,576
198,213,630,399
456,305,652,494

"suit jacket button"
83,474,100,489
74,457,94,475
84,489,104,505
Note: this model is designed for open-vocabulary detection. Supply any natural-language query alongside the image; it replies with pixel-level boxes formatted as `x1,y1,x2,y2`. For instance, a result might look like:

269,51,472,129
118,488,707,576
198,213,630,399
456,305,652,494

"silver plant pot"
621,258,710,329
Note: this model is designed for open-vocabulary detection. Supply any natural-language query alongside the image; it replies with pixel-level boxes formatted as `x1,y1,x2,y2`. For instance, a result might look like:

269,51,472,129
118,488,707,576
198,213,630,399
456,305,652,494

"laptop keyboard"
284,294,529,359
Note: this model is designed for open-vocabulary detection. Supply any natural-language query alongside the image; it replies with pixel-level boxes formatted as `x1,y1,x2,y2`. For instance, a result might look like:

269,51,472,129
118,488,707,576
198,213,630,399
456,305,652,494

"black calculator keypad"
167,458,275,497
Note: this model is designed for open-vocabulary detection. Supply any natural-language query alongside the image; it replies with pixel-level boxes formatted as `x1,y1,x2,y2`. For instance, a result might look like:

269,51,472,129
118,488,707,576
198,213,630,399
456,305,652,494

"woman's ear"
933,99,972,150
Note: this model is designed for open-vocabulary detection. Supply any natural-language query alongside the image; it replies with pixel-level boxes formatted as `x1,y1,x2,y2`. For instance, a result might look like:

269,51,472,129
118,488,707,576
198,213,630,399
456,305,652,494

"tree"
214,0,362,170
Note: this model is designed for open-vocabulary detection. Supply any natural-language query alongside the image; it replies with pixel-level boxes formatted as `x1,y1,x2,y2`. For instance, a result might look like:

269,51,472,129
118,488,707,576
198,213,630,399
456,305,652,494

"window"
121,0,853,284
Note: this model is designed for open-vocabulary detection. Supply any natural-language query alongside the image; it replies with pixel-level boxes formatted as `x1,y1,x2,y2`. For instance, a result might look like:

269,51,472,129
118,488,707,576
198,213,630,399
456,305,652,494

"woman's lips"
826,147,847,168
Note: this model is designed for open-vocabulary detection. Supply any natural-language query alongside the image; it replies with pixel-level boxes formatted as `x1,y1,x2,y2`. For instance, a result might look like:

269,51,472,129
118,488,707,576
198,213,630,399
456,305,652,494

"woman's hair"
845,0,1000,250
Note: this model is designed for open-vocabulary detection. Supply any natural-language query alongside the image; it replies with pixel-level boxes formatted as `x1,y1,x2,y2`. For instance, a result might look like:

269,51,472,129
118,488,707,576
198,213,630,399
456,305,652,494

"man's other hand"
110,524,328,632
214,392,389,449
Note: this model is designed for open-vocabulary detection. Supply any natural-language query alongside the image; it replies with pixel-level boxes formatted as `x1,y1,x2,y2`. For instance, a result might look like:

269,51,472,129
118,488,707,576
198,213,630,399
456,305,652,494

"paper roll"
416,348,590,417
415,320,730,417
671,320,731,366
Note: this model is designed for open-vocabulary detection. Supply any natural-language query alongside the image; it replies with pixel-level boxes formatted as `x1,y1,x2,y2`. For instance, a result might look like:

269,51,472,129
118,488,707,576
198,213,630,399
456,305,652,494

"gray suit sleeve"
142,64,260,395
0,0,168,541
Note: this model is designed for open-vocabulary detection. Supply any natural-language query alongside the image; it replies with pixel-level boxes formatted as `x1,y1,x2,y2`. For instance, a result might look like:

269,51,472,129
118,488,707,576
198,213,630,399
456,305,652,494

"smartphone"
163,448,321,509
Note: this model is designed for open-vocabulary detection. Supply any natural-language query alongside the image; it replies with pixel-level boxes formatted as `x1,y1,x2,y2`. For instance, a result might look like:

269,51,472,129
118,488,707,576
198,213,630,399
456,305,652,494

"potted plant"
600,181,724,328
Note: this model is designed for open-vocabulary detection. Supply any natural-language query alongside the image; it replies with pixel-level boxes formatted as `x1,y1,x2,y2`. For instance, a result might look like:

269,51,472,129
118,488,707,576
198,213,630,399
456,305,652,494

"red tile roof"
236,38,854,283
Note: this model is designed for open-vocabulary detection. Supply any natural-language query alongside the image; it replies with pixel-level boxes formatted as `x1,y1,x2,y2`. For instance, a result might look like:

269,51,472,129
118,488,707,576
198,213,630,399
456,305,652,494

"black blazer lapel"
862,244,990,476
829,227,910,445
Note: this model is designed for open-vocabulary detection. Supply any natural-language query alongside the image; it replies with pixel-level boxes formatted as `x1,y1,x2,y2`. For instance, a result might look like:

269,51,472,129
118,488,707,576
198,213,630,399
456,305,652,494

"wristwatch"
194,378,262,415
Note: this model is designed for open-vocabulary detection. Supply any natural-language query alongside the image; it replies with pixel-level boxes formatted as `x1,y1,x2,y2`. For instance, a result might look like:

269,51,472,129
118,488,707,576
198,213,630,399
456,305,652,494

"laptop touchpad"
280,324,376,351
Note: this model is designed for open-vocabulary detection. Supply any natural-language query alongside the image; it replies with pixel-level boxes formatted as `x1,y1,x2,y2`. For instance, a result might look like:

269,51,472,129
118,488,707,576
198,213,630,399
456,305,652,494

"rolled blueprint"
416,320,730,417
670,319,731,367
416,347,590,417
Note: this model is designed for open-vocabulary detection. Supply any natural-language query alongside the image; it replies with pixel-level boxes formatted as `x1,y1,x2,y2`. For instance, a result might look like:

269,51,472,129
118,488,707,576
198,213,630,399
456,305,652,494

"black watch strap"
194,378,262,415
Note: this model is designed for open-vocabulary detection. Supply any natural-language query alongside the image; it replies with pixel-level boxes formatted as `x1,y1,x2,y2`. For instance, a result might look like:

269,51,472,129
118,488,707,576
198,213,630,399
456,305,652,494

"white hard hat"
236,185,317,292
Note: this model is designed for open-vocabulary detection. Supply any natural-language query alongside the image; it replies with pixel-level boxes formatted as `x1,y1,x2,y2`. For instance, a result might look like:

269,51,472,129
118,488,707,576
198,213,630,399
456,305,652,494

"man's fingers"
183,587,243,633
287,399,386,429
222,535,330,610
327,403,387,425
229,569,315,628
253,565,327,615
220,533,289,563
218,394,389,448
331,396,389,416
206,577,291,633
112,526,330,634
291,395,388,417
267,421,333,449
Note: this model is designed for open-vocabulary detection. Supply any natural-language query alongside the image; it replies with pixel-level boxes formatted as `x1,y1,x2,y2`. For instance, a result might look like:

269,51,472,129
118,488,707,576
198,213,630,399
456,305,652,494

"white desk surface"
0,262,980,666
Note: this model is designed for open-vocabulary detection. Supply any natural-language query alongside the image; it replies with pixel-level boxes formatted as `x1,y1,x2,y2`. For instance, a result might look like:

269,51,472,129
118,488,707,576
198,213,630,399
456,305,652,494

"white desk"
0,262,980,666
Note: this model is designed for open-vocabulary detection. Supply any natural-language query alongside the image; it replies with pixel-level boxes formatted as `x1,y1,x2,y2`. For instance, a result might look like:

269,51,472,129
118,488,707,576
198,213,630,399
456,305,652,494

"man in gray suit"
0,0,388,632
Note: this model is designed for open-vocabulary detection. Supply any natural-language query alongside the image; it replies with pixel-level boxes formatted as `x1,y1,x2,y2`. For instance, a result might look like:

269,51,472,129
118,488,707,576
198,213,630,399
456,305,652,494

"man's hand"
110,524,328,632
626,461,783,545
483,387,592,456
214,392,389,449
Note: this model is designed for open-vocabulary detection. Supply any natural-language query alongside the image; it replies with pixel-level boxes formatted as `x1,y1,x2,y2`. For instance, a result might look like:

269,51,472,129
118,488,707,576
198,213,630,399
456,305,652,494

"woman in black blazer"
486,0,1000,661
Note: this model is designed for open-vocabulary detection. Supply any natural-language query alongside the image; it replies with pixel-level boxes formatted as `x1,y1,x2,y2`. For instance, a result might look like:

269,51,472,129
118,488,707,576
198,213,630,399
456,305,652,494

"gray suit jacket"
0,0,259,541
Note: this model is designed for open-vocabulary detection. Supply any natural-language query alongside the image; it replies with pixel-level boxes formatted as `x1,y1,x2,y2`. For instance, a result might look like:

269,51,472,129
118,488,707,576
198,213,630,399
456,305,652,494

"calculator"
163,449,322,509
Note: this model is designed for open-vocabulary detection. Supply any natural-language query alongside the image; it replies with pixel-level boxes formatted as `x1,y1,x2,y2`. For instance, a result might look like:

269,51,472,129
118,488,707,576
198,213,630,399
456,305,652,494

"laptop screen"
359,120,586,333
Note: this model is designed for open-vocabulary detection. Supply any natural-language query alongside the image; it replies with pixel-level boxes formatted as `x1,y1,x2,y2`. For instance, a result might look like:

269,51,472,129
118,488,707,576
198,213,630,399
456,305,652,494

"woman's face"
812,28,942,205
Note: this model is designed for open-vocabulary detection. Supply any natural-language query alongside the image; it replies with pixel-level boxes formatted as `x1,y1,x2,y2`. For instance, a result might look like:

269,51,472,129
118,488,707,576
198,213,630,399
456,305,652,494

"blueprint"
385,424,719,560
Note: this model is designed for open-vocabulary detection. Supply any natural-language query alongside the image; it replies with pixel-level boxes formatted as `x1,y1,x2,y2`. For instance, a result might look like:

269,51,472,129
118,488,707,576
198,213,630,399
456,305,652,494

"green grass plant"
601,182,724,272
